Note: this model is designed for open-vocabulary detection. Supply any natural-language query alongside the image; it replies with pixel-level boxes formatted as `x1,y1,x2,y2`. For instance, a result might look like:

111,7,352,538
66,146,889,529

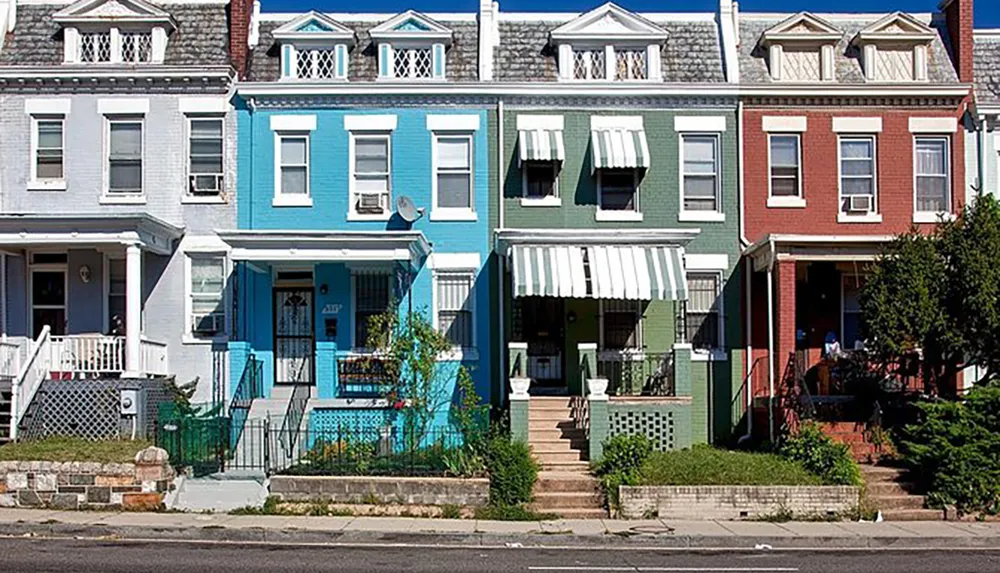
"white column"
125,244,142,375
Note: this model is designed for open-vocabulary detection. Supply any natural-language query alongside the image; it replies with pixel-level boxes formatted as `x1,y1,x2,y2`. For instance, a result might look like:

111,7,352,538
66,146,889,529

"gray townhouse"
0,0,235,438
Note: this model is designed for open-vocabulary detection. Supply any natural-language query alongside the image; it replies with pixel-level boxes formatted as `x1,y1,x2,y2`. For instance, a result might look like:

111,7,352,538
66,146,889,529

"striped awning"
518,129,566,163
510,244,687,301
590,128,651,171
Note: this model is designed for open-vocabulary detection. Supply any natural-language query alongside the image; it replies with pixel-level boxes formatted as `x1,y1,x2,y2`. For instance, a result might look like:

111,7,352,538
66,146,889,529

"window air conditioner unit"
192,313,224,335
189,174,223,195
846,195,873,213
357,193,385,214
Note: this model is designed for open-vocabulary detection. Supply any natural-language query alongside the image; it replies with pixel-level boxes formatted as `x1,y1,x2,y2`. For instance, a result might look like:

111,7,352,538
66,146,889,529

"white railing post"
124,243,142,376
11,326,52,441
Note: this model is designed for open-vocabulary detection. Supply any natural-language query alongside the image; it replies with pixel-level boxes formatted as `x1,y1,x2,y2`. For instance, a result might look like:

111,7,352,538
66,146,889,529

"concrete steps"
880,508,946,521
535,471,599,493
860,464,939,521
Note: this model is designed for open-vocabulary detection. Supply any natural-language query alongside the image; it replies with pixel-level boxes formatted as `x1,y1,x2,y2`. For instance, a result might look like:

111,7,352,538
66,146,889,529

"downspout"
497,97,505,407
742,256,752,439
765,239,776,442
244,96,257,343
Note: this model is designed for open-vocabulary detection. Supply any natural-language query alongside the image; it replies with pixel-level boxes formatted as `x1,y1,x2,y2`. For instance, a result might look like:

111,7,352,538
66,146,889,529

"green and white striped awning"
590,128,651,171
518,129,566,163
511,244,687,301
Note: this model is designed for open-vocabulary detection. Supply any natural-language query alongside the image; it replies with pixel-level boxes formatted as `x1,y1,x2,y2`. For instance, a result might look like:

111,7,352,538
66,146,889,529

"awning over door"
218,230,431,265
511,245,587,298
518,129,566,163
590,128,650,171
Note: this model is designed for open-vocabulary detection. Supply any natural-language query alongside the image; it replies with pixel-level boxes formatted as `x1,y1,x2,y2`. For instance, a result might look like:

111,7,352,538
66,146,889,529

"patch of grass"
440,504,462,519
230,495,282,515
474,504,559,521
0,437,151,464
638,446,823,486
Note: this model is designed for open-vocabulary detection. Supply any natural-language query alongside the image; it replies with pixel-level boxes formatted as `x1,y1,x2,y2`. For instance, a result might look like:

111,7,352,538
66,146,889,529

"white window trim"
686,269,726,360
596,169,643,222
101,115,145,204
833,117,883,133
273,131,312,207
762,116,808,133
912,135,953,222
521,162,561,206
908,117,958,134
178,97,229,115
350,273,393,353
767,133,804,206
28,115,67,191
431,264,478,362
183,115,227,203
347,132,393,221
183,251,230,345
678,132,724,222
674,116,728,133
430,132,476,221
837,134,879,220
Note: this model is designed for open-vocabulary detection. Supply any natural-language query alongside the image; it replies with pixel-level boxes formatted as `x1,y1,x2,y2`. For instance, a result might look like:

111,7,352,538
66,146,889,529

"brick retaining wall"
619,485,860,520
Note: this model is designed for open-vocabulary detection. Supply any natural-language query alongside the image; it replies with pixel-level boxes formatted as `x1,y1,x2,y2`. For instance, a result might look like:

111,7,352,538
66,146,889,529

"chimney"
478,0,498,81
941,0,974,83
229,0,255,79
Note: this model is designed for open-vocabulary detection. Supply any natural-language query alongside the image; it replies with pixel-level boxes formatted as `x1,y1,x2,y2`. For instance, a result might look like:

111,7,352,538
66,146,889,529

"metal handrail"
10,326,51,441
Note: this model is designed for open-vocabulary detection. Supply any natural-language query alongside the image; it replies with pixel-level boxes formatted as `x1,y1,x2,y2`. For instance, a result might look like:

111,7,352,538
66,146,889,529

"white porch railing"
48,335,169,377
11,326,52,441
0,338,24,378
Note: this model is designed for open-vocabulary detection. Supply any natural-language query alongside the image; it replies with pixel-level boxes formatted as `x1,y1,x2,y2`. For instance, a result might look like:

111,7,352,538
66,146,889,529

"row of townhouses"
0,0,995,457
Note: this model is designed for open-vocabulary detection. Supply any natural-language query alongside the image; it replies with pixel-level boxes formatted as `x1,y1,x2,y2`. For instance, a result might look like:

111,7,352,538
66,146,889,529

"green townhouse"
483,1,743,459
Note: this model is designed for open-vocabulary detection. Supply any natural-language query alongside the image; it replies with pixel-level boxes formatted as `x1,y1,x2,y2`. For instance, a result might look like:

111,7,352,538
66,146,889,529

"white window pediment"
550,3,666,82
53,0,174,26
760,12,841,82
55,0,174,65
369,10,452,81
550,2,667,43
854,12,936,82
369,10,453,44
274,12,355,81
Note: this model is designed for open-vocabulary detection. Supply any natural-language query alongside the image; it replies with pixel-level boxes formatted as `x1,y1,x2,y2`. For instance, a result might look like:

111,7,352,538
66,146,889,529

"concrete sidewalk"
0,508,998,549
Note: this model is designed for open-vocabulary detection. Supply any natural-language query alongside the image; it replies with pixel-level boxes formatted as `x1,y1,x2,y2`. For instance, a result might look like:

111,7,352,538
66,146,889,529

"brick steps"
880,508,946,521
535,471,600,493
527,401,602,519
860,463,940,521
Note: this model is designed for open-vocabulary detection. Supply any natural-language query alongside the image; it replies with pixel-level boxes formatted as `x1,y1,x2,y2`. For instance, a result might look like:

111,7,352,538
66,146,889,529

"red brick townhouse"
731,0,975,438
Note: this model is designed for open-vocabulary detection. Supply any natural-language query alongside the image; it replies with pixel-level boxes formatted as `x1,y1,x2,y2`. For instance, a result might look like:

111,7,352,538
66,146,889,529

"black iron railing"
228,354,263,456
597,351,674,397
337,356,393,397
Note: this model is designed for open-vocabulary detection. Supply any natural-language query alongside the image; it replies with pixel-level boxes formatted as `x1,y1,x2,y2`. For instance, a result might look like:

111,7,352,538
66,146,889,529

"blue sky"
265,0,1000,28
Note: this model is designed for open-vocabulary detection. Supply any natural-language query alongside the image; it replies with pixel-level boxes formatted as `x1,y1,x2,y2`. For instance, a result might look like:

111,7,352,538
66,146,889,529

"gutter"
236,82,740,98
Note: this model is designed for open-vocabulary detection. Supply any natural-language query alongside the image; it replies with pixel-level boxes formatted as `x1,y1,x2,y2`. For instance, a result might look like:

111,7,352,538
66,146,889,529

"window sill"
347,211,392,222
678,211,725,223
691,349,728,362
100,194,146,205
183,334,229,346
27,180,67,191
767,196,806,209
182,195,227,205
430,209,477,222
913,212,956,224
520,196,562,207
438,348,480,362
837,212,883,224
272,196,313,207
595,210,643,222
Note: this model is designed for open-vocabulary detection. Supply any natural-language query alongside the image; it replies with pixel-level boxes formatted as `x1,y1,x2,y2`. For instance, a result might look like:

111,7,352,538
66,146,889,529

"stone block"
87,486,111,504
50,493,79,510
60,486,86,494
35,473,57,492
96,475,136,487
135,464,171,482
18,490,43,507
0,494,15,508
122,492,163,511
112,486,142,493
6,472,27,491
70,474,95,486
110,492,124,505
135,446,169,466
141,481,156,493
0,482,6,494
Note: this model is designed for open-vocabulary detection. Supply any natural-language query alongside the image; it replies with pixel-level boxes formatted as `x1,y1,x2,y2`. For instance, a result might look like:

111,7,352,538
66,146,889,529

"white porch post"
125,243,142,376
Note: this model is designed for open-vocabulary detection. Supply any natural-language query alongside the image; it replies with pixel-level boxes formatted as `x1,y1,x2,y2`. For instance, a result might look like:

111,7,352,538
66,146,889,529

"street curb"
2,521,1000,550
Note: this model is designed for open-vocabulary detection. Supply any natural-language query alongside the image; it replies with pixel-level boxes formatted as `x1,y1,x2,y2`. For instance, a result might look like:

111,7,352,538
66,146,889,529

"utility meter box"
120,389,139,415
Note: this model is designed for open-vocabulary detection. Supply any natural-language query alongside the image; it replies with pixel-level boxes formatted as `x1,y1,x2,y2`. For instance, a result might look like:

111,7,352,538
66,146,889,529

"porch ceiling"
0,213,184,255
745,234,896,272
217,230,431,265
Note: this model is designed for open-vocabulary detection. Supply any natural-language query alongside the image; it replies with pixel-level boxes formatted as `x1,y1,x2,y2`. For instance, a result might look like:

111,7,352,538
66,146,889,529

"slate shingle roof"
738,15,959,85
248,19,479,82
974,35,1000,106
0,3,230,67
494,19,726,83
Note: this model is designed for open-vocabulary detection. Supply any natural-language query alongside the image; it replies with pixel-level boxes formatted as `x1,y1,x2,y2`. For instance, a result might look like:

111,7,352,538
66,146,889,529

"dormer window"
370,10,452,81
551,3,667,83
54,0,175,65
760,12,842,82
274,11,354,81
854,12,936,83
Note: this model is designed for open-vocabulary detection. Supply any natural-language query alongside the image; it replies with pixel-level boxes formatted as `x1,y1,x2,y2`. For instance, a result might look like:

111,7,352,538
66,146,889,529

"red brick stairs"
816,421,882,462
861,463,944,521
526,397,606,519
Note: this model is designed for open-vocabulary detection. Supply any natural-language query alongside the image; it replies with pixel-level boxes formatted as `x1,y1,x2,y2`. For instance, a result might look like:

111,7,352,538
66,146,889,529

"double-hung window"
681,134,721,213
435,271,475,351
600,299,643,351
433,134,474,214
31,116,65,186
188,118,225,197
107,118,143,195
839,136,877,215
351,134,391,216
523,162,559,200
276,133,310,202
598,169,639,212
769,134,801,199
354,273,391,350
914,136,950,215
686,272,722,351
188,255,226,339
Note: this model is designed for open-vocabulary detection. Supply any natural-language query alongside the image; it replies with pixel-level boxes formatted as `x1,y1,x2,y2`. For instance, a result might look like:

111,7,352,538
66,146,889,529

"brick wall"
943,0,974,84
619,485,860,520
269,475,489,506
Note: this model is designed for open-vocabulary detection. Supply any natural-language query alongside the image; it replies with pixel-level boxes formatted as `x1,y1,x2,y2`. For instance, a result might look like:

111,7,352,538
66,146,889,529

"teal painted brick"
673,345,692,397
589,398,609,462
510,399,529,443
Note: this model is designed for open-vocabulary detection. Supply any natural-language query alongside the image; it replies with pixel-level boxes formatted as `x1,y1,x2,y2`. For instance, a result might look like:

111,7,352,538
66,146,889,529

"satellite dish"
395,195,424,223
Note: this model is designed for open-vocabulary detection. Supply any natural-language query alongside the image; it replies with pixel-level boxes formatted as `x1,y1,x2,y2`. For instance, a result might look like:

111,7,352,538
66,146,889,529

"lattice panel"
615,49,647,80
393,48,432,79
781,49,820,81
80,33,112,63
121,32,152,62
309,408,392,434
874,49,914,81
574,49,605,80
297,49,337,79
609,409,675,451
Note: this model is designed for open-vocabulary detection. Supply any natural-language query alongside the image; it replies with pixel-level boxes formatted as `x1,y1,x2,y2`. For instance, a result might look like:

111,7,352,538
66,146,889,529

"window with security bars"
354,273,391,349
436,271,474,349
80,32,112,63
189,255,226,337
615,49,647,80
353,135,391,214
120,32,152,63
107,119,142,194
682,134,720,212
573,49,606,80
686,273,721,350
34,117,64,181
393,47,433,79
188,118,224,196
769,134,801,198
296,48,337,79
914,137,950,214
601,299,643,351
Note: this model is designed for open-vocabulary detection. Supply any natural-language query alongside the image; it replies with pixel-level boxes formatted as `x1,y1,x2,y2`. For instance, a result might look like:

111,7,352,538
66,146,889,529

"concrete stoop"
861,464,944,521
166,475,269,513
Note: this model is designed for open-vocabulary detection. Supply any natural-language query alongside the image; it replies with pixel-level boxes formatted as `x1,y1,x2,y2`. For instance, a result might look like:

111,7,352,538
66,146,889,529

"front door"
274,288,314,385
515,297,565,390
31,269,66,337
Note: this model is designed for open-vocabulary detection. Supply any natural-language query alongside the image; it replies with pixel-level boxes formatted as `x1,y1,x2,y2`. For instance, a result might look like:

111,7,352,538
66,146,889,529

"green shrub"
638,445,822,486
780,423,862,486
900,383,1000,515
473,504,558,521
593,434,653,510
484,433,538,507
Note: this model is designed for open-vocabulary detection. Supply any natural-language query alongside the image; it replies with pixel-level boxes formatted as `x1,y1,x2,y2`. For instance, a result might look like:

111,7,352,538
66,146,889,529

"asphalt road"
3,538,1000,573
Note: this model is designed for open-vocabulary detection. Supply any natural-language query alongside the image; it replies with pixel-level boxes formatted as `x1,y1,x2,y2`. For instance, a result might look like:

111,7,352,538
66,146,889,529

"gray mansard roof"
494,18,726,83
975,35,1000,107
248,18,480,82
738,14,960,85
0,3,230,68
